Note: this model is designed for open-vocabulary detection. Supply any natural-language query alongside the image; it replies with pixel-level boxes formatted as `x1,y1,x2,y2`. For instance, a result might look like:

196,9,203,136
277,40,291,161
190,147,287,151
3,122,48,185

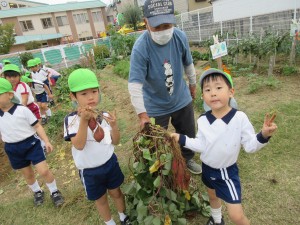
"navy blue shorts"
79,153,124,201
4,135,46,170
36,92,48,103
202,163,242,204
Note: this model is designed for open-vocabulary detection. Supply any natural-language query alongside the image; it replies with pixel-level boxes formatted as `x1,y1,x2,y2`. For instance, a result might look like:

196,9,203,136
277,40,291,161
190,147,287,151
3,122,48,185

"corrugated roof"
20,0,48,5
15,33,64,44
0,1,106,19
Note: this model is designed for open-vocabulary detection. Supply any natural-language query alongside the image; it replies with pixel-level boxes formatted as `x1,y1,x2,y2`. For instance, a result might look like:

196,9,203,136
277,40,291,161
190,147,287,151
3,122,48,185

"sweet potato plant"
123,121,210,225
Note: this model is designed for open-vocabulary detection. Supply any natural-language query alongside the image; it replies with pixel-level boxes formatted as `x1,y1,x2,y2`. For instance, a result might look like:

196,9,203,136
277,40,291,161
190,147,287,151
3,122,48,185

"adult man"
128,0,201,174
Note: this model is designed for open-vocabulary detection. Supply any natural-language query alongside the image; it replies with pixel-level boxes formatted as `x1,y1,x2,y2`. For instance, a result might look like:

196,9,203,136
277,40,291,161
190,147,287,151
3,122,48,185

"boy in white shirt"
171,68,277,225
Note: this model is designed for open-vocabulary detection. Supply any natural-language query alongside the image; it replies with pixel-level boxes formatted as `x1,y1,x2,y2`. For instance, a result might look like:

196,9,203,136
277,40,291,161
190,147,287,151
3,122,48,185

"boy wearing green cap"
2,64,41,121
21,76,53,125
0,78,64,207
64,69,131,225
171,68,278,225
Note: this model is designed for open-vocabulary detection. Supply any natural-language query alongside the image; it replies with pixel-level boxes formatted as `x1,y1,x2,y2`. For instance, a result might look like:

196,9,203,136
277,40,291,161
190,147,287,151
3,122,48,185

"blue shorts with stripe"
79,153,124,201
4,135,46,170
36,92,48,103
202,163,242,204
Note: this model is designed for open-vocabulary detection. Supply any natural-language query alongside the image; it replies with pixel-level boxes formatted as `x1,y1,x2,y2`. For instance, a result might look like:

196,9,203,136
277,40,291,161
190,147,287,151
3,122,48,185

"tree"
0,23,15,54
122,4,142,31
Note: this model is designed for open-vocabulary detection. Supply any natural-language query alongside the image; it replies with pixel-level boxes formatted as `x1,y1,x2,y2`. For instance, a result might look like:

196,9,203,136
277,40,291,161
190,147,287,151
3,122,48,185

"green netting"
97,38,110,48
44,49,63,64
2,57,21,67
82,43,94,53
32,52,45,64
64,46,81,60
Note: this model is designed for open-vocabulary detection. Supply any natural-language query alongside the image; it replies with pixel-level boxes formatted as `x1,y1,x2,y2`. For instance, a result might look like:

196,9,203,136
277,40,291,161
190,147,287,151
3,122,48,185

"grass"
0,66,300,225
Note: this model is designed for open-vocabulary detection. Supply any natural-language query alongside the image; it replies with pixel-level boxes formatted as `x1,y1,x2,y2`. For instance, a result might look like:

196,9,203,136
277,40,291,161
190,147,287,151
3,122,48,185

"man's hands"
189,84,196,100
170,133,180,142
262,112,277,139
138,112,150,129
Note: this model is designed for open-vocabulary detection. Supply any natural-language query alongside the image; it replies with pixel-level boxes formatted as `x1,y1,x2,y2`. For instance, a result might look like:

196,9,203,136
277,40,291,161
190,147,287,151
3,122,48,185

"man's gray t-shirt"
129,28,193,117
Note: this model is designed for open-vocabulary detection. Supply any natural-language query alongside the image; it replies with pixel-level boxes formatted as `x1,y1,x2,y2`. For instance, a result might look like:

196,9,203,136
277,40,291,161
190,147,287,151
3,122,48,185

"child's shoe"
121,216,132,225
51,190,64,207
206,216,225,225
34,190,44,206
49,99,55,107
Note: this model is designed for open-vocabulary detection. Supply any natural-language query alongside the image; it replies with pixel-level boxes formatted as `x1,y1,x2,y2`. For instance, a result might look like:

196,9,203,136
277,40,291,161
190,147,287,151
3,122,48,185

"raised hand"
262,112,278,138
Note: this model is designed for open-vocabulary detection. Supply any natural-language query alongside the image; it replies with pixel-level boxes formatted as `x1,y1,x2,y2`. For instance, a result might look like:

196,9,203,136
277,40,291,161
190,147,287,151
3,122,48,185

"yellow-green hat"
21,76,33,83
24,71,31,77
35,57,42,64
200,68,233,88
3,59,11,65
2,64,21,73
27,59,38,67
0,78,20,104
68,69,99,92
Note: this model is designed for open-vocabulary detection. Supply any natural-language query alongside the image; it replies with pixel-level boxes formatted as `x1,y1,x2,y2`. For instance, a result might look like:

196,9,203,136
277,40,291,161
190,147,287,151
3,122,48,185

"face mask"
150,27,174,45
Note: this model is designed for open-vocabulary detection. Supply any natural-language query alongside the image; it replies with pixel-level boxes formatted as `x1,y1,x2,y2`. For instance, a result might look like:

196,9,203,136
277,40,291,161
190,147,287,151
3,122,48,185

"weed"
282,65,298,76
113,60,130,79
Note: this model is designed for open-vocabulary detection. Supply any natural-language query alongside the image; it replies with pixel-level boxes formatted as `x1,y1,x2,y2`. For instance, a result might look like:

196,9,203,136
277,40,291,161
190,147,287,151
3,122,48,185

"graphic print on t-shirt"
163,60,174,95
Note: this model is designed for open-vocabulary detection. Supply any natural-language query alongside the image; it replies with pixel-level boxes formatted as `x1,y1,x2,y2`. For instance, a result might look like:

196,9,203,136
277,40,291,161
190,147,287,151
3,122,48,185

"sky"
30,0,112,6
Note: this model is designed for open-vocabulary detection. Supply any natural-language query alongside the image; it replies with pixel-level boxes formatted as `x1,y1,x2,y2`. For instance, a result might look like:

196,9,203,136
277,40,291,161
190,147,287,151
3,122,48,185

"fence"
0,31,144,72
175,6,300,43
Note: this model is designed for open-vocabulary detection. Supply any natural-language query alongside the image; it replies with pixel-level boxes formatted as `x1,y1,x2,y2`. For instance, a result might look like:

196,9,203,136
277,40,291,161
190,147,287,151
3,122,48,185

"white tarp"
213,0,300,22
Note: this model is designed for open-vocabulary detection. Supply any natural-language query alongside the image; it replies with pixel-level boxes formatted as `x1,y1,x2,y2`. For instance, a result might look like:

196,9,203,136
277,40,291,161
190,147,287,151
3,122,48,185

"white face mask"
150,27,174,45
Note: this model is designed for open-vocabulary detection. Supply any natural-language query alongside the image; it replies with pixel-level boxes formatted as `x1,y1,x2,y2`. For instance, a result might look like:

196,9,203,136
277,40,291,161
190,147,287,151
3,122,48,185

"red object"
88,117,104,142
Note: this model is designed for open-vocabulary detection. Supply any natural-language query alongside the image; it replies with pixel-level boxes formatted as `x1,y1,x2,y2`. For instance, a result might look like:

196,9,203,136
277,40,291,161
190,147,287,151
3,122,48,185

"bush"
93,45,110,60
113,60,130,79
25,41,42,50
19,52,34,67
282,65,298,76
191,50,201,63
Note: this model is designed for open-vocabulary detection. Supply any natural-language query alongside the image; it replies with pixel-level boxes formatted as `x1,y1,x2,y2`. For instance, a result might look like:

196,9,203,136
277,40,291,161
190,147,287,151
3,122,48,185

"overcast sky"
30,0,112,6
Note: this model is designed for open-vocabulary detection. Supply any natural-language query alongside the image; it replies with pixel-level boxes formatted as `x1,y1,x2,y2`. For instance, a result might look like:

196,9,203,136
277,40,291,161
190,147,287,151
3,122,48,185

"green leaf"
201,192,209,202
122,182,135,194
152,217,161,225
177,218,187,225
169,203,176,212
142,148,153,161
144,215,154,225
165,189,178,202
150,117,156,125
153,176,161,187
137,200,148,220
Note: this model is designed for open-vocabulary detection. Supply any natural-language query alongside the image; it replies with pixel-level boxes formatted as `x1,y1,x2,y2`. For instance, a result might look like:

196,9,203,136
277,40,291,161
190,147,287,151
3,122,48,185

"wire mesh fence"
175,6,300,43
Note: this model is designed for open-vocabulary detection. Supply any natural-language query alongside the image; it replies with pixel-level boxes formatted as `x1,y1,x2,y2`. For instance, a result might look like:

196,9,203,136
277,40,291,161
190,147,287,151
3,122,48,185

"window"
73,13,89,24
92,11,102,22
9,3,18,8
56,16,69,26
19,20,34,32
41,18,53,29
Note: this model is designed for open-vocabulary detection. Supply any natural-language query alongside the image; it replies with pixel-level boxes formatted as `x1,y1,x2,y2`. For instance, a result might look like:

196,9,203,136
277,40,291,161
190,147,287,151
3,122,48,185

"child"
2,64,41,121
21,76,53,125
64,69,132,225
35,57,61,86
0,78,64,207
27,58,55,110
171,68,277,225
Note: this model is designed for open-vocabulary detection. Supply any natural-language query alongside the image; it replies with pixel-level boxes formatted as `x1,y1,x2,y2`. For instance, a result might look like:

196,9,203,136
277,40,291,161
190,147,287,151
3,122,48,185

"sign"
210,41,228,59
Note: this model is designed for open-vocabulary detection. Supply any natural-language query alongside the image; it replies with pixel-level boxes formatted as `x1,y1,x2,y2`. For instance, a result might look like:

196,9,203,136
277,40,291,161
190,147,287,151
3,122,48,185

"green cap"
0,78,20,104
2,64,21,73
24,71,31,77
68,69,99,92
27,59,38,67
3,59,11,65
35,57,42,64
200,68,233,88
21,76,33,83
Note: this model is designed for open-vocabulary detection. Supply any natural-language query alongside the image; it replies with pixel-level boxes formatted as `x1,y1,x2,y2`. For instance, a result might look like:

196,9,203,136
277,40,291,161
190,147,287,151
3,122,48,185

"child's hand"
262,112,278,138
44,142,53,153
48,93,53,99
170,133,180,142
103,111,117,127
78,106,94,121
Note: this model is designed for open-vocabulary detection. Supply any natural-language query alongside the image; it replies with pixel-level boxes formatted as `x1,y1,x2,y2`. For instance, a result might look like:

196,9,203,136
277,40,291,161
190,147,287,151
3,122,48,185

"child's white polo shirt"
14,81,35,105
31,69,48,82
182,109,269,169
64,112,114,170
0,104,38,143
30,79,46,95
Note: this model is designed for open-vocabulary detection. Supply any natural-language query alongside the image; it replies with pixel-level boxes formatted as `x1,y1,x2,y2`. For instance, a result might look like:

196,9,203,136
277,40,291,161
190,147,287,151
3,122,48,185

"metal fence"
175,6,300,43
